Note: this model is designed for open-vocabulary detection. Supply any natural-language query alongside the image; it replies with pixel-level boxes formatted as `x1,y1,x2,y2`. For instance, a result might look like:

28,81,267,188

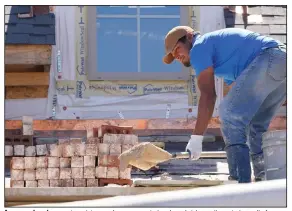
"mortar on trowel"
118,142,190,171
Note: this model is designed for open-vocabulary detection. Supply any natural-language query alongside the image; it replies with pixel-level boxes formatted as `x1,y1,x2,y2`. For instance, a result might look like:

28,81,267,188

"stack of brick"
8,125,139,188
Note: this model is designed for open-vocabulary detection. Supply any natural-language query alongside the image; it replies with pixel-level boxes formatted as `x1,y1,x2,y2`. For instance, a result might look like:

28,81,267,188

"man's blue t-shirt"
190,28,282,85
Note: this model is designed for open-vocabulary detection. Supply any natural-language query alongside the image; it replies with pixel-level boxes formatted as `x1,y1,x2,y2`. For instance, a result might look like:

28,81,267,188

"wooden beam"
5,45,52,65
5,86,48,99
5,72,49,86
5,64,45,72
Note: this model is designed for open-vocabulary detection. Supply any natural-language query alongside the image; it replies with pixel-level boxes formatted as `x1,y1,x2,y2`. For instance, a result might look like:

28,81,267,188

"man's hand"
185,135,204,160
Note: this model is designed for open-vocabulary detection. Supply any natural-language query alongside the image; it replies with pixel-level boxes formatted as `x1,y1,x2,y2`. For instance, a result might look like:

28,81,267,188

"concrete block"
71,168,83,179
123,134,139,145
109,144,122,155
36,168,48,180
48,144,62,157
22,116,33,135
107,167,119,179
98,143,110,155
48,168,60,180
36,157,48,168
5,145,13,156
38,179,49,187
10,180,24,187
74,143,86,156
86,137,100,144
86,179,99,187
48,157,60,168
71,157,83,168
103,134,123,144
74,178,86,187
60,157,71,168
11,169,24,180
84,156,95,167
14,145,25,156
96,166,107,178
84,167,95,178
60,179,73,187
24,169,36,180
25,146,36,156
107,155,120,167
58,138,69,144
36,144,48,156
62,144,74,157
122,144,134,153
70,138,82,144
24,157,36,169
119,167,132,179
85,144,98,156
11,157,24,169
98,155,108,166
49,180,60,187
25,180,37,187
60,168,71,179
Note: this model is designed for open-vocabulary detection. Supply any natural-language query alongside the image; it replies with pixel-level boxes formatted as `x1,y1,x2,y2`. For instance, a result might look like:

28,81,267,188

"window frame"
86,6,191,81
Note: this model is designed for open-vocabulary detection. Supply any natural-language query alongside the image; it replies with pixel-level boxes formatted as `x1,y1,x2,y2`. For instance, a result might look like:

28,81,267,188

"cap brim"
163,53,175,64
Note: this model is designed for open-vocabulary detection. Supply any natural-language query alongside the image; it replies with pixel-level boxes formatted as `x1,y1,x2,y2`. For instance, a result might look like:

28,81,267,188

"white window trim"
86,6,190,81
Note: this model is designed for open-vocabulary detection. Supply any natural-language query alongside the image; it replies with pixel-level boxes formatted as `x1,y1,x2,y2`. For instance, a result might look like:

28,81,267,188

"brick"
98,125,133,138
58,138,69,144
87,129,94,138
86,137,100,144
71,168,83,179
48,144,62,157
11,157,24,169
49,180,60,187
86,179,99,187
24,157,36,169
5,145,13,156
38,180,49,187
98,155,108,166
99,178,133,187
25,146,36,156
74,178,86,187
11,170,24,180
123,134,139,145
60,168,71,179
107,155,120,167
14,145,25,156
60,179,73,187
71,157,83,168
36,144,48,156
36,168,48,180
48,157,60,168
119,167,132,179
36,157,48,168
84,167,95,178
103,134,124,144
60,157,71,168
11,180,24,187
107,167,119,179
24,169,36,180
25,180,37,187
122,144,134,153
62,144,74,157
96,166,107,178
85,144,98,156
84,156,96,167
98,143,110,155
70,138,82,144
74,143,86,156
48,168,60,179
109,144,122,155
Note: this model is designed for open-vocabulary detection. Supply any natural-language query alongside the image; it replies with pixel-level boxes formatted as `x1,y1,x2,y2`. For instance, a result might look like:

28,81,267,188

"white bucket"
262,130,286,180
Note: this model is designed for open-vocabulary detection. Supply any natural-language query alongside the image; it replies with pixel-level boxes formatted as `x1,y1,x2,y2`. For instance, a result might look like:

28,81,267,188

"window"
87,6,190,80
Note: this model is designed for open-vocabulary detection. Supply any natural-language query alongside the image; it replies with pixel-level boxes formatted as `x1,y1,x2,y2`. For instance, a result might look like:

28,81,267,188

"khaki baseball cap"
163,26,194,64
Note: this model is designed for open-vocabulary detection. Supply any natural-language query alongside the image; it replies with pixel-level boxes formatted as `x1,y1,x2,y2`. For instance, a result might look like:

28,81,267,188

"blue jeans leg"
219,46,286,183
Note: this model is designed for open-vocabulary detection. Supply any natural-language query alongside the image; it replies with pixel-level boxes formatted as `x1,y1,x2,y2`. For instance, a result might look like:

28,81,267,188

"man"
163,26,286,183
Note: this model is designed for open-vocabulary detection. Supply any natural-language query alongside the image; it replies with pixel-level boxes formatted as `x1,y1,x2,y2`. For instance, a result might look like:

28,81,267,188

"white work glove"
185,135,203,160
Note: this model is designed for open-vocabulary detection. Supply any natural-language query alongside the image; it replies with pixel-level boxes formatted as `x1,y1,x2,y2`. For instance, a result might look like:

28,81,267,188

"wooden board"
5,64,45,72
5,85,48,99
133,179,223,187
5,45,52,65
5,72,50,86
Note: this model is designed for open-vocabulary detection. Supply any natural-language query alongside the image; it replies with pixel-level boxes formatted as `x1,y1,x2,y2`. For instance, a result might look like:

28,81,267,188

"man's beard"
183,61,191,67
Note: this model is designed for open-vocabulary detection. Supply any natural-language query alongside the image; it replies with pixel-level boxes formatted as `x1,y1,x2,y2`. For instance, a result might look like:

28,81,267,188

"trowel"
118,142,226,171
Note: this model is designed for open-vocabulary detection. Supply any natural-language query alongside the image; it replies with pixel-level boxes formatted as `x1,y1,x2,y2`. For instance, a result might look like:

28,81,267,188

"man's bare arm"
193,66,217,135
